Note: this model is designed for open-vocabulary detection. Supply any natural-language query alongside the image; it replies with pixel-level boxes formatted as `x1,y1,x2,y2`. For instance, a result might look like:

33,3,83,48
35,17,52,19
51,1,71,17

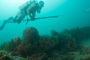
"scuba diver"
0,0,44,30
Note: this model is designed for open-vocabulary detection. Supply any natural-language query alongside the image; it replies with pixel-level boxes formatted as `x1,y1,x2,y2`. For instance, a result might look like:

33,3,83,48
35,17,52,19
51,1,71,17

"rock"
23,27,39,43
13,37,21,43
67,52,80,60
73,54,90,60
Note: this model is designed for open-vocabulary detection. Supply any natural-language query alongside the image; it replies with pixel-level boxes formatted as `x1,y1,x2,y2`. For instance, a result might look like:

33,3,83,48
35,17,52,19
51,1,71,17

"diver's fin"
0,20,7,30
0,17,13,30
6,17,14,23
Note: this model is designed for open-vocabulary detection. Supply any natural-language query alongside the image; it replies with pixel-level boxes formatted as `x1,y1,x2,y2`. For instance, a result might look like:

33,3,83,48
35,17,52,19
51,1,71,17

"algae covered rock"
39,36,58,52
16,27,40,57
0,56,13,60
51,30,59,36
23,27,39,43
4,37,21,52
73,54,90,60
13,37,21,43
13,56,27,60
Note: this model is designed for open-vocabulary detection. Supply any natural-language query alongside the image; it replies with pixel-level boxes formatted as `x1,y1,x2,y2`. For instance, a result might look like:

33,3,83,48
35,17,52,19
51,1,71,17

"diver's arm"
26,3,35,17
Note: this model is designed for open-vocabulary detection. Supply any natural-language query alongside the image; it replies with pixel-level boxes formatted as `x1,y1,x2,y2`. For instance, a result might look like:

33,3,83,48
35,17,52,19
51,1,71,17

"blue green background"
0,0,90,44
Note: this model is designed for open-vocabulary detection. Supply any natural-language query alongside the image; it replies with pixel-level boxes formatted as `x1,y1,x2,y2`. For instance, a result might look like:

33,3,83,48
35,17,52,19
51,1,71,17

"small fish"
83,8,90,12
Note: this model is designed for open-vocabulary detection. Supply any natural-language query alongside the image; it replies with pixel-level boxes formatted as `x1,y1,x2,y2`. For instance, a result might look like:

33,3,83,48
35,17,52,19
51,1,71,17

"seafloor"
0,26,90,60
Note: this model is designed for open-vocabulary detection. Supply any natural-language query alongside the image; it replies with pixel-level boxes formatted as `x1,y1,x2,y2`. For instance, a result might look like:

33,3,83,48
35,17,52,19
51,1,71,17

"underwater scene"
0,0,90,60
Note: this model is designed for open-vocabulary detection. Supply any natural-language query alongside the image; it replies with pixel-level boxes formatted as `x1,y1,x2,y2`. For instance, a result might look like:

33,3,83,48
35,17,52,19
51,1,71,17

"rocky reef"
23,27,39,43
0,26,90,60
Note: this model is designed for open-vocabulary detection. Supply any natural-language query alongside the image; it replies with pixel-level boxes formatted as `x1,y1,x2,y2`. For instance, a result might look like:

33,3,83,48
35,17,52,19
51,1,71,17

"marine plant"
0,26,90,60
1,37,21,56
51,30,59,36
20,58,27,60
38,35,58,53
57,33,77,53
0,56,14,60
64,26,90,42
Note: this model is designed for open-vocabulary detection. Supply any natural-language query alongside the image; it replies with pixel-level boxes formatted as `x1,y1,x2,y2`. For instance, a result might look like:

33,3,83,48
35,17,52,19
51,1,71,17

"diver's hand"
31,16,35,21
31,18,35,21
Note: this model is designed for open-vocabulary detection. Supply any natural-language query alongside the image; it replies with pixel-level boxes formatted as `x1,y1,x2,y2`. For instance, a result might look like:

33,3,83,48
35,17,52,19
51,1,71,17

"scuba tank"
19,0,37,11
19,1,31,11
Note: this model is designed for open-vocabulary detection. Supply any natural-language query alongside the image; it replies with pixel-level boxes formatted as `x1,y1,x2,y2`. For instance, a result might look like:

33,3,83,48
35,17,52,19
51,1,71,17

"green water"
0,0,90,44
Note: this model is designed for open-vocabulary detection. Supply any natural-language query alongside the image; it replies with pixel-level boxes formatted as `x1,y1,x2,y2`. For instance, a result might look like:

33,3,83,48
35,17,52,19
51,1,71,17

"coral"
23,27,39,44
17,43,38,57
13,37,21,43
0,56,13,60
30,53,46,60
13,56,27,60
26,56,31,60
21,58,27,60
4,37,21,53
80,46,90,54
1,26,90,60
51,30,59,36
0,42,7,50
57,33,77,53
65,26,90,42
17,44,26,57
16,35,58,57
67,52,80,60
16,27,40,57
73,54,90,60
0,51,4,57
38,36,58,52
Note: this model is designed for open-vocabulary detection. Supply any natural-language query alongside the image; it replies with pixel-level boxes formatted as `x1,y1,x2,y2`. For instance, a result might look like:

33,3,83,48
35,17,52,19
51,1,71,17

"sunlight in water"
6,0,66,5
7,0,44,4
7,0,28,4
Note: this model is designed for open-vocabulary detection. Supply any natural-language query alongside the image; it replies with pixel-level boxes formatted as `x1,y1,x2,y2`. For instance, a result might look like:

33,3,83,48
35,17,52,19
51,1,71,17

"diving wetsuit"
0,1,38,30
